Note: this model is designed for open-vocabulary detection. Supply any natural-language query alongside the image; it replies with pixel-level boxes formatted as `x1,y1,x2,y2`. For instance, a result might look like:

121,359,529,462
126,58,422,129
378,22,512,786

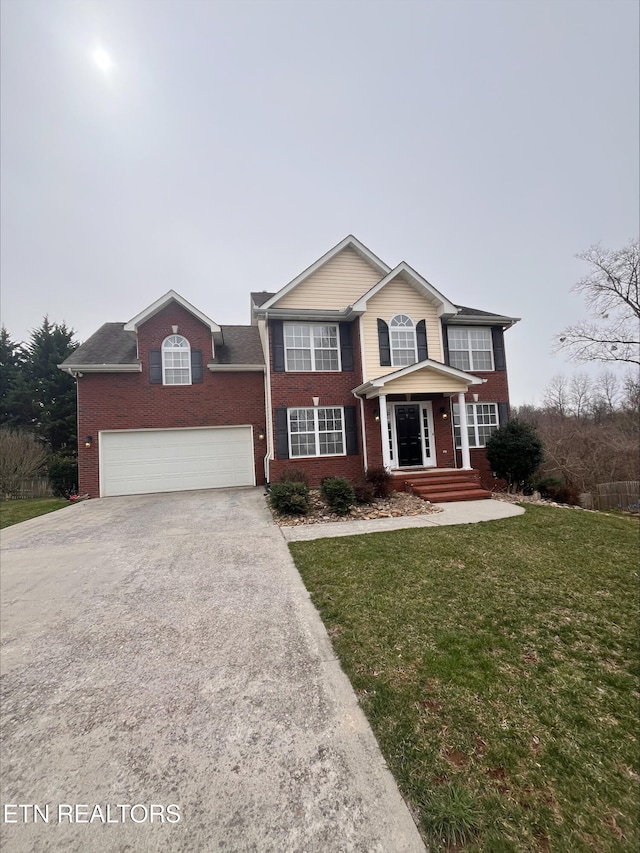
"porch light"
439,407,448,420
258,428,266,440
85,435,93,448
374,408,380,422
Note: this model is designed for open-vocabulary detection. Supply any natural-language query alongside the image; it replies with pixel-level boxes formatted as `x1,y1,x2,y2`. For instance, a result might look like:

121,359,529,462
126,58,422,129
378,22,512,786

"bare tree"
555,240,639,366
568,372,592,419
542,374,570,415
0,428,48,497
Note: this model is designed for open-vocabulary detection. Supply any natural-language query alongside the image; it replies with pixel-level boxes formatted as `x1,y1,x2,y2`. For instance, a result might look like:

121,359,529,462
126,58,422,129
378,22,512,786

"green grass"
290,505,640,852
0,497,69,528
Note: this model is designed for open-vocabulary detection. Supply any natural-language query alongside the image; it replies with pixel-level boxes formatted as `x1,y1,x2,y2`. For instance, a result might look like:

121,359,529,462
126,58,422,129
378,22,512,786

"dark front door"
395,405,422,467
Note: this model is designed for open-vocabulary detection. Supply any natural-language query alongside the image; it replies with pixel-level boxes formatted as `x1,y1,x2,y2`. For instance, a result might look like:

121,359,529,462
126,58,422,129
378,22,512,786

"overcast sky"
1,0,638,405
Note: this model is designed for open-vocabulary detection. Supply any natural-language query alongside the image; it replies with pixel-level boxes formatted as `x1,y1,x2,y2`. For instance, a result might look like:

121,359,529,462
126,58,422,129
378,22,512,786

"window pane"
472,350,493,370
290,434,316,457
165,369,190,385
314,350,339,371
284,325,310,347
287,349,312,371
449,351,470,371
289,409,314,432
448,328,468,348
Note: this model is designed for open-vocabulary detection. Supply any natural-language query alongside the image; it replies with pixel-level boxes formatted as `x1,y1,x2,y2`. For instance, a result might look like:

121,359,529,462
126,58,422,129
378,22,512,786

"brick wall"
268,319,368,486
77,304,266,496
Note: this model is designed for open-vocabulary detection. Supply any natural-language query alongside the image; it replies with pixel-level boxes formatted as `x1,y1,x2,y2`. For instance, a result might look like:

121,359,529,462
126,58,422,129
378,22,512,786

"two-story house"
60,236,518,499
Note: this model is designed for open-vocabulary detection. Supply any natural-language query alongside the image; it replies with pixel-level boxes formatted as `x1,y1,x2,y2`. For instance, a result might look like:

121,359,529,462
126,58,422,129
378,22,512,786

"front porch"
354,359,492,502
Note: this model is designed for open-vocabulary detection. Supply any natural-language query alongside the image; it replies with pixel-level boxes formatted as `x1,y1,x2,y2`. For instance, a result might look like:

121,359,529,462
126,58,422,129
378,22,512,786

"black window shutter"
275,408,289,459
339,322,354,371
191,349,203,383
344,406,358,455
442,325,450,366
377,319,391,366
492,327,506,371
272,320,285,372
498,402,510,425
416,320,428,361
149,349,162,384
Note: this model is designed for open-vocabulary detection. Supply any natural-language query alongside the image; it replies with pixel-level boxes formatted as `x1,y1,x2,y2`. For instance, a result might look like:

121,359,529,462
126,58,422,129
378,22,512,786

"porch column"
379,394,391,470
457,392,472,470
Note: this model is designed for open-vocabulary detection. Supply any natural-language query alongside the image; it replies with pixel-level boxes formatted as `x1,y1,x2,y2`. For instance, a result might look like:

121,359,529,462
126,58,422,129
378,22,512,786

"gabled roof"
59,323,264,372
123,290,222,340
353,358,485,398
259,235,391,311
351,262,458,316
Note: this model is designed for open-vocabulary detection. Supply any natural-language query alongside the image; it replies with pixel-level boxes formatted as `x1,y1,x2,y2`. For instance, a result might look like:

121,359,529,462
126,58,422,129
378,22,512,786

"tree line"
0,319,79,495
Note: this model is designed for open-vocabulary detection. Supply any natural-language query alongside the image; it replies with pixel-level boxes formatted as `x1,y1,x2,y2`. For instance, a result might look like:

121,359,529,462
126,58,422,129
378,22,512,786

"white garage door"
100,427,255,497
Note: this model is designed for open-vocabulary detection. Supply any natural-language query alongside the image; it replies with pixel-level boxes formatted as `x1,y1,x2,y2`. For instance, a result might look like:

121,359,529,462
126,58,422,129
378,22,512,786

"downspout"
258,319,273,485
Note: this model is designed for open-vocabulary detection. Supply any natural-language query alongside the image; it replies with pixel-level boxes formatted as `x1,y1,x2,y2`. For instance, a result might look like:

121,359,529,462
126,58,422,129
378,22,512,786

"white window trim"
389,314,418,368
284,322,341,372
453,402,499,448
162,334,192,386
287,406,346,458
448,326,494,372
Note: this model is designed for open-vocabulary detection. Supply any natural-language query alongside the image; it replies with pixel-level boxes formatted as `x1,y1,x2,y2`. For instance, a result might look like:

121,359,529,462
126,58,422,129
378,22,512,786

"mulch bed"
268,489,442,527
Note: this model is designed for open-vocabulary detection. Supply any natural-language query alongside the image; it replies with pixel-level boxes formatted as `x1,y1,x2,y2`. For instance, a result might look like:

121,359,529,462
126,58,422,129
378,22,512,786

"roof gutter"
206,364,266,373
58,363,142,375
254,306,360,321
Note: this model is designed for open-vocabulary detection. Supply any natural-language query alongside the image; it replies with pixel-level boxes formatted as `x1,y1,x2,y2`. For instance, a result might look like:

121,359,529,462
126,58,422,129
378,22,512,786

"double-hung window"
162,335,191,385
284,323,340,371
453,403,499,448
288,407,345,457
390,314,417,367
448,327,493,371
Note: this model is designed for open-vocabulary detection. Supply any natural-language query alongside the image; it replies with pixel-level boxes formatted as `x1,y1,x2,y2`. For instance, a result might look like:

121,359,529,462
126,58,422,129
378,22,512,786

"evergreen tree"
0,326,30,429
486,420,544,493
23,318,79,453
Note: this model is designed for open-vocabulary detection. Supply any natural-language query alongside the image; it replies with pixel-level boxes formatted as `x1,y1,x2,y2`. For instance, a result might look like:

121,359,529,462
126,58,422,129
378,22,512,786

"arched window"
162,335,191,385
390,314,417,367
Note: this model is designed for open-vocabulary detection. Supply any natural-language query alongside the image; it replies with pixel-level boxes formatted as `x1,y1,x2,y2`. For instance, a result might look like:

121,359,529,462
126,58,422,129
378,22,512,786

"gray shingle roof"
455,305,509,318
251,291,275,307
61,323,138,366
60,322,264,367
210,326,265,365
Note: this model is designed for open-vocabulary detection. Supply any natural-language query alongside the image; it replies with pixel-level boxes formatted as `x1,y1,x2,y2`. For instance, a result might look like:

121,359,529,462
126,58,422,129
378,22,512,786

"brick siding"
77,304,266,496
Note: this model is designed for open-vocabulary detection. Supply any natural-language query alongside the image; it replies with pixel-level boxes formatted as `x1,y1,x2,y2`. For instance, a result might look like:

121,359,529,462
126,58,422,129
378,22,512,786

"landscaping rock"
268,489,442,527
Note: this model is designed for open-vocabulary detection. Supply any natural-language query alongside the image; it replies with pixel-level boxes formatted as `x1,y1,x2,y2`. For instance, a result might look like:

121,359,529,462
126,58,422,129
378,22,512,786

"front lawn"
0,497,69,529
290,506,639,852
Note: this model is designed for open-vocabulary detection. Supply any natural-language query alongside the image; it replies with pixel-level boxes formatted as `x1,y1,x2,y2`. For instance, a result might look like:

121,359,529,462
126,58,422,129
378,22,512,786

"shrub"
277,467,309,485
354,482,376,504
269,481,310,515
320,477,356,515
365,466,392,498
536,477,580,506
48,454,78,498
486,420,544,493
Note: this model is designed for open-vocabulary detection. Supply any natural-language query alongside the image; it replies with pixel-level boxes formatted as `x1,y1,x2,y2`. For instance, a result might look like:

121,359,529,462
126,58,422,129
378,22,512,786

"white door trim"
386,401,436,470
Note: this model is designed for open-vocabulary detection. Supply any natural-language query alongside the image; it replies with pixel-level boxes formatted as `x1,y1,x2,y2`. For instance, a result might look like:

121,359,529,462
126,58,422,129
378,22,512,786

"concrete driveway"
1,488,425,853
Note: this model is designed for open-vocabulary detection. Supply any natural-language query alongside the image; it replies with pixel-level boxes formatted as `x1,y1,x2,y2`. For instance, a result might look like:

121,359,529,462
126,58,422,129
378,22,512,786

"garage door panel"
100,427,255,496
